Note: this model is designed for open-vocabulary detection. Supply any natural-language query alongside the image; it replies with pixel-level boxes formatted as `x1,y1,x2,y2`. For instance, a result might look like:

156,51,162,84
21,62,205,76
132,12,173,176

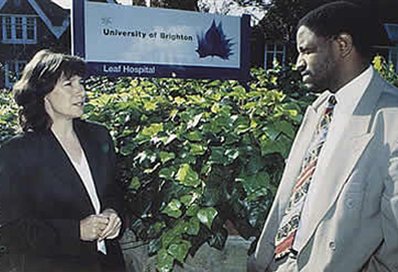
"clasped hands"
80,208,122,242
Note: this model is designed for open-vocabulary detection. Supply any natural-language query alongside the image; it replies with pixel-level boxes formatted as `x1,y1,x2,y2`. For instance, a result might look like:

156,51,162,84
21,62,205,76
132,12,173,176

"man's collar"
334,65,373,112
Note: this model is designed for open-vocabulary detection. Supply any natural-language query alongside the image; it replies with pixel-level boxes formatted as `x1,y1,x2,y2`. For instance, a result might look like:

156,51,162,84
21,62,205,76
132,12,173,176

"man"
248,1,398,271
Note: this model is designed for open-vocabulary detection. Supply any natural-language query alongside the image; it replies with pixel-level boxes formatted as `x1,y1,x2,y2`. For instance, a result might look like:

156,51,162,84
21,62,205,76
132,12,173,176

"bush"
2,58,397,271
0,66,309,271
0,89,19,143
373,55,398,87
84,66,309,271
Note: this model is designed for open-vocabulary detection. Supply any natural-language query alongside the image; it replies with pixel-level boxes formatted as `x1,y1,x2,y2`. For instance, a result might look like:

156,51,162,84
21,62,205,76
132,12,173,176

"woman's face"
44,73,85,123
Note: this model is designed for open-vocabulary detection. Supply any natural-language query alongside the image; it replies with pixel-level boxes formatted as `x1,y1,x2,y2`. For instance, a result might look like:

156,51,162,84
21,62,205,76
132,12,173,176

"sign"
72,0,250,80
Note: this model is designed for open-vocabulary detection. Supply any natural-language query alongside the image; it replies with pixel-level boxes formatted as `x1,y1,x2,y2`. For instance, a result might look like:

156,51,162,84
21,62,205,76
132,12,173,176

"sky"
52,0,265,26
52,0,132,9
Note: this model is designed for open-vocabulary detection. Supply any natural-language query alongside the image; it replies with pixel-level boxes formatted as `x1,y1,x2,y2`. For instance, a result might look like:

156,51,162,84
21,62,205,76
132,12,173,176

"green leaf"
245,154,265,175
260,134,292,158
161,229,178,248
274,120,295,138
237,171,269,199
211,102,220,113
167,240,192,263
156,249,174,272
225,148,239,163
144,100,157,111
186,203,200,217
190,143,207,156
148,222,166,237
129,176,141,190
119,142,135,156
200,164,212,175
186,217,200,235
162,134,178,146
187,113,202,129
176,164,201,187
173,220,188,235
174,96,185,105
159,167,176,180
140,123,164,137
185,131,203,141
197,207,218,229
208,228,228,250
264,124,281,141
159,151,176,164
162,199,182,218
209,147,225,164
180,194,194,206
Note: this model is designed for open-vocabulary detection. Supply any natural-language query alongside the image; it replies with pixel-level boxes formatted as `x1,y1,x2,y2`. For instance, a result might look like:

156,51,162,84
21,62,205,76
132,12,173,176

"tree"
130,0,199,11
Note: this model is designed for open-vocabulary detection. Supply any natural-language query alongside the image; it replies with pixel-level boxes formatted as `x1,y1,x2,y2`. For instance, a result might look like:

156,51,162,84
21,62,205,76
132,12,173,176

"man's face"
296,25,339,92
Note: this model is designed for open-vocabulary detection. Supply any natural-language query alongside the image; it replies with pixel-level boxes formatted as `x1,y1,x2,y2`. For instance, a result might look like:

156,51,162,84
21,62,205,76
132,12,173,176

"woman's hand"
80,214,109,241
98,208,122,241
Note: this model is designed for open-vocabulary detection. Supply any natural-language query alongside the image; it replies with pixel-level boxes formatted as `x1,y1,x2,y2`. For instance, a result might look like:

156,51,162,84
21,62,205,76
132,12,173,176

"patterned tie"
274,95,337,260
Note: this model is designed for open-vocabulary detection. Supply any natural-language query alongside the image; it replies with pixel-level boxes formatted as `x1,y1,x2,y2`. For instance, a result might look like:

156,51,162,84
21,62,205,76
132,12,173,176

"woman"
0,50,126,271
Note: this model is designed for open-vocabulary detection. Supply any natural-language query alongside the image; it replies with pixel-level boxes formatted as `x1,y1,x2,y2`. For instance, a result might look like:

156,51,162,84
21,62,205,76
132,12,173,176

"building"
253,1,398,71
0,0,70,88
2,0,398,87
383,24,398,70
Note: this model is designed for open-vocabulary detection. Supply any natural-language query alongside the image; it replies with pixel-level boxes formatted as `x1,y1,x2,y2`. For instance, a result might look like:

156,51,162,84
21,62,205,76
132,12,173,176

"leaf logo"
196,20,234,60
101,17,112,26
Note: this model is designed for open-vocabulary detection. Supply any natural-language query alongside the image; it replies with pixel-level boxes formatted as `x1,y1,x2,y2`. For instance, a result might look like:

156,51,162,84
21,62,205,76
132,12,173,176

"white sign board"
72,0,250,79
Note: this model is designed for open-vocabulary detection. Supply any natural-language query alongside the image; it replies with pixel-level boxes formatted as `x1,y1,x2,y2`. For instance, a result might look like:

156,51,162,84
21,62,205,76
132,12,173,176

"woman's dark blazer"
0,119,125,272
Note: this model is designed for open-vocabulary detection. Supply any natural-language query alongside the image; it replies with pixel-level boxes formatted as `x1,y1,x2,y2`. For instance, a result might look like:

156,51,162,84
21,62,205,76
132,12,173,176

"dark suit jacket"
0,119,125,272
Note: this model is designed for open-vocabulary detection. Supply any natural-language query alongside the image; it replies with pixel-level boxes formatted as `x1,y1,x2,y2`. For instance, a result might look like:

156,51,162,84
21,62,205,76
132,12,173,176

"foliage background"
1,58,396,271
83,65,311,271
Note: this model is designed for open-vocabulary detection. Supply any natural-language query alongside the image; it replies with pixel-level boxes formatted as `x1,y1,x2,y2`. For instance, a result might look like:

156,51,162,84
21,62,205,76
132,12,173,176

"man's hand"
80,214,109,241
98,208,122,241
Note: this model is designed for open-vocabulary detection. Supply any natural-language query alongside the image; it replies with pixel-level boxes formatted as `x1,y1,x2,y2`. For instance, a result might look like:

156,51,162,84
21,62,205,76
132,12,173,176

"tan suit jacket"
249,71,398,272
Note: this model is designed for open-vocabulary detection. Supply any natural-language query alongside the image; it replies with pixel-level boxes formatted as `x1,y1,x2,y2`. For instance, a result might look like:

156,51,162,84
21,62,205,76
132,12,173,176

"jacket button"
345,198,354,208
329,241,336,251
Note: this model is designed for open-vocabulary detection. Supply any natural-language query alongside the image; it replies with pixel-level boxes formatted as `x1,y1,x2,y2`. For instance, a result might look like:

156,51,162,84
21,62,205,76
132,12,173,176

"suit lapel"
44,130,95,215
296,72,384,252
74,121,105,205
276,92,330,217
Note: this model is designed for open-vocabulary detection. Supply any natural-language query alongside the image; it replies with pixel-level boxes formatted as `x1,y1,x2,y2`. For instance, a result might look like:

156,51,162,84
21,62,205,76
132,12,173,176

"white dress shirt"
52,131,107,254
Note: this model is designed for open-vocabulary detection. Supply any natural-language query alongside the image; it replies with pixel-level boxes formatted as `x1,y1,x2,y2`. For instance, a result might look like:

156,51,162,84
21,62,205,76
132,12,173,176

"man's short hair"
298,1,377,59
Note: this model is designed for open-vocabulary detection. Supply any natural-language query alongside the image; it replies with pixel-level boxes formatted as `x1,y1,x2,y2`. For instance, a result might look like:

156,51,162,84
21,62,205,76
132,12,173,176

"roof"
36,0,69,26
0,0,69,38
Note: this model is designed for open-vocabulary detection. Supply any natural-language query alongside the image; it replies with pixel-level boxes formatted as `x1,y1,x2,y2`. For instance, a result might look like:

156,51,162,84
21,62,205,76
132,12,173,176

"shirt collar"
333,65,373,113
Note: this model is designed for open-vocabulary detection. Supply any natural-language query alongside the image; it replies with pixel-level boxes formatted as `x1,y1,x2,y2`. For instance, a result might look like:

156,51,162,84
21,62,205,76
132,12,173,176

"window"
4,60,27,88
264,43,286,69
1,15,37,44
26,17,35,40
4,17,11,40
15,17,23,39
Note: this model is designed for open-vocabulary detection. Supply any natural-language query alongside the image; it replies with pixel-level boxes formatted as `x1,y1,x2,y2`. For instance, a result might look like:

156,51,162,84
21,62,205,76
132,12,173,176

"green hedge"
0,65,310,271
3,57,397,271
85,66,312,271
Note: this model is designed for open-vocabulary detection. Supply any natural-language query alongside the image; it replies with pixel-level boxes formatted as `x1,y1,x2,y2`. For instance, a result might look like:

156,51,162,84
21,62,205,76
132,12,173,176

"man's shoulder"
376,76,398,109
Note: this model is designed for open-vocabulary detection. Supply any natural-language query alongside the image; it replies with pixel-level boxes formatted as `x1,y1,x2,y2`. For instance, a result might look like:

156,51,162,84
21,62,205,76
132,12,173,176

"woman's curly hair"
13,49,86,132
